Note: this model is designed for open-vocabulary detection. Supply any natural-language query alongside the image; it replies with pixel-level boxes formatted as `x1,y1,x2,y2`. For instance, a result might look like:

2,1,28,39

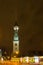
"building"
13,24,19,56
0,49,2,58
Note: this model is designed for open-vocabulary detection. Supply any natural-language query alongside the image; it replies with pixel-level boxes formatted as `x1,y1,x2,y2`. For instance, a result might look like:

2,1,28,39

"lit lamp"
16,51,19,55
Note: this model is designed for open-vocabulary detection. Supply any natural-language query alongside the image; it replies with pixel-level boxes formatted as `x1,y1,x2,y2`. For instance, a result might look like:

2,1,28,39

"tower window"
15,47,17,50
15,44,17,46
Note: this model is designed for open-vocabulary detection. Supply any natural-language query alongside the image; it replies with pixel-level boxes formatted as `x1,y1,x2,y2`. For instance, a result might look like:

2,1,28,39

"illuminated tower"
13,24,19,56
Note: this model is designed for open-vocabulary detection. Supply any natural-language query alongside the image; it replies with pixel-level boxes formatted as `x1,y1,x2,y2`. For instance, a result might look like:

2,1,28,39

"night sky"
0,0,43,55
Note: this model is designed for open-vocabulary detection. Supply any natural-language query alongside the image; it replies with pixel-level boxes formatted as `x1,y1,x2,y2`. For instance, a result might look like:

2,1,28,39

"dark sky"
0,0,43,55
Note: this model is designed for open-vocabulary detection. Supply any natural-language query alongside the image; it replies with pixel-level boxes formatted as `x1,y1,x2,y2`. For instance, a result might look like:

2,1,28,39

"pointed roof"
14,22,19,26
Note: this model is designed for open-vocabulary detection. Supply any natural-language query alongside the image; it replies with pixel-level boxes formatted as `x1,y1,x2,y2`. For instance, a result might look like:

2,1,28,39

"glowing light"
22,57,29,63
20,57,23,63
26,57,29,63
16,51,19,54
34,56,39,63
1,57,4,61
11,57,19,62
14,26,19,31
39,56,43,58
14,56,16,58
29,57,35,63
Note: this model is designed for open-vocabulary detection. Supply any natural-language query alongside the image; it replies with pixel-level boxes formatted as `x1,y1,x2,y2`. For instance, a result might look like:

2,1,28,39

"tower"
13,24,19,56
